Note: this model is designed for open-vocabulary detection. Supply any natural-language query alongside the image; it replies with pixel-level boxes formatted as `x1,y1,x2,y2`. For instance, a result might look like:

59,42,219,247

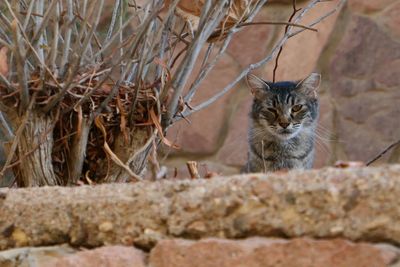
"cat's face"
247,73,320,140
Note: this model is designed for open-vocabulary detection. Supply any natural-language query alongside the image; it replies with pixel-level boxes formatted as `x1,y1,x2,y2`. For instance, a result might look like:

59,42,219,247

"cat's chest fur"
246,131,315,172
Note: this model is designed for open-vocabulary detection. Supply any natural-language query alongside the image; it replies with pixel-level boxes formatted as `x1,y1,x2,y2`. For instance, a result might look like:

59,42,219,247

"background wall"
162,0,400,178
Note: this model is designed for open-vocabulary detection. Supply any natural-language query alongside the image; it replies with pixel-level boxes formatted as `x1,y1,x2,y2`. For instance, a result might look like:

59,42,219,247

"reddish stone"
216,91,252,167
329,15,400,162
348,0,397,14
330,16,400,82
379,2,400,40
375,59,400,88
150,238,398,267
226,9,273,67
334,90,399,162
166,46,241,155
263,0,341,81
43,246,146,267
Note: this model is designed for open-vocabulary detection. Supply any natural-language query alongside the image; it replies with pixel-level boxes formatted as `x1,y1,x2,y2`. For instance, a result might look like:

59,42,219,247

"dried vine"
0,0,345,186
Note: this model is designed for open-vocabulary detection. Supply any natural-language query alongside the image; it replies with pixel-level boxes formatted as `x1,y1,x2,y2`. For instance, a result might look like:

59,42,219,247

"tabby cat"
243,73,321,173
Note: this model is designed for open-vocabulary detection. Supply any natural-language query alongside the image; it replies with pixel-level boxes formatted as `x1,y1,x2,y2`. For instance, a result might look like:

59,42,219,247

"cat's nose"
279,122,290,129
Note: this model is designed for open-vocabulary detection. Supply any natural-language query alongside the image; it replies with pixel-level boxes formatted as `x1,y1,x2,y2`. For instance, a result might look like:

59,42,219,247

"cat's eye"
291,104,303,112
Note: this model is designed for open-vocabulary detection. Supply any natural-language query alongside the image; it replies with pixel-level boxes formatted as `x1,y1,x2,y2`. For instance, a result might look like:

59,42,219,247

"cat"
243,72,321,173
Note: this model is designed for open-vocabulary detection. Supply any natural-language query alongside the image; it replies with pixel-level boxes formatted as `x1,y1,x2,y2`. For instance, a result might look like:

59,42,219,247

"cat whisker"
315,125,337,138
314,136,330,155
315,128,346,144
314,132,335,145
249,129,268,139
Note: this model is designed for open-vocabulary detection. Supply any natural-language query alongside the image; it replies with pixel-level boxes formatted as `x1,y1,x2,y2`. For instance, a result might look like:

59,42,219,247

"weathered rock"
329,15,400,162
0,245,76,267
42,246,146,267
378,2,400,40
215,92,252,167
166,46,241,155
1,166,400,250
150,238,400,267
348,0,397,14
263,0,341,81
0,245,146,267
226,8,273,67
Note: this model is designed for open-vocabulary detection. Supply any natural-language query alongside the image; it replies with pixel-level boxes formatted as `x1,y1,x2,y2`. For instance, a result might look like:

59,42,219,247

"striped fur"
243,73,321,173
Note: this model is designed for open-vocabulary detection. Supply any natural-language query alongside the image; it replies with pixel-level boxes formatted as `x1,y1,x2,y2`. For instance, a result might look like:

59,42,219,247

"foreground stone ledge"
1,165,400,250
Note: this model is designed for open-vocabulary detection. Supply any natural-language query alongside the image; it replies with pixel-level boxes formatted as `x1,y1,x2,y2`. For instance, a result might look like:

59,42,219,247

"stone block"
263,0,341,81
150,238,399,267
43,246,146,267
329,15,400,162
166,46,241,155
348,0,397,14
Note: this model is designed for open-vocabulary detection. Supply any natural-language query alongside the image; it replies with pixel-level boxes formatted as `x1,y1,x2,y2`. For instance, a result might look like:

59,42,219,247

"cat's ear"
296,73,321,98
246,74,270,100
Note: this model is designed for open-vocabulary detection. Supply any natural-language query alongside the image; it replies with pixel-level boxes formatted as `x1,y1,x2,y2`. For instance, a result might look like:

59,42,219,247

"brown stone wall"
2,165,400,266
163,1,400,178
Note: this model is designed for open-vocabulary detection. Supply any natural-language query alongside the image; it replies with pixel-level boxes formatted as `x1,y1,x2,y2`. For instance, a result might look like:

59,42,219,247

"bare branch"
11,20,29,109
180,0,343,119
105,0,122,43
162,0,230,127
22,0,36,30
239,21,317,32
49,0,60,71
366,139,400,166
60,0,73,74
289,0,346,38
0,111,14,140
273,0,301,82
0,93,36,180
43,0,105,113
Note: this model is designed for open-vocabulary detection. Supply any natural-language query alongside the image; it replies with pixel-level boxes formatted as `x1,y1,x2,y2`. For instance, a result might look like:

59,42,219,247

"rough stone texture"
0,245,76,267
2,238,399,267
263,0,341,81
1,165,400,250
348,0,398,14
165,46,241,155
226,7,273,68
42,246,146,267
329,14,400,162
0,245,146,267
378,2,400,40
150,238,400,267
162,1,400,177
215,92,252,166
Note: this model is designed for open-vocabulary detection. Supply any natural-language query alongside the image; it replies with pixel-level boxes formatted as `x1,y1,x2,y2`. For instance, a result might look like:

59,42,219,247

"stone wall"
2,239,399,267
1,165,400,266
163,0,400,178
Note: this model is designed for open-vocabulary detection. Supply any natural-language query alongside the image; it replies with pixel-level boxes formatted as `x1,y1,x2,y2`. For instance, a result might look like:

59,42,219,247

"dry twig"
366,140,400,166
186,161,200,179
